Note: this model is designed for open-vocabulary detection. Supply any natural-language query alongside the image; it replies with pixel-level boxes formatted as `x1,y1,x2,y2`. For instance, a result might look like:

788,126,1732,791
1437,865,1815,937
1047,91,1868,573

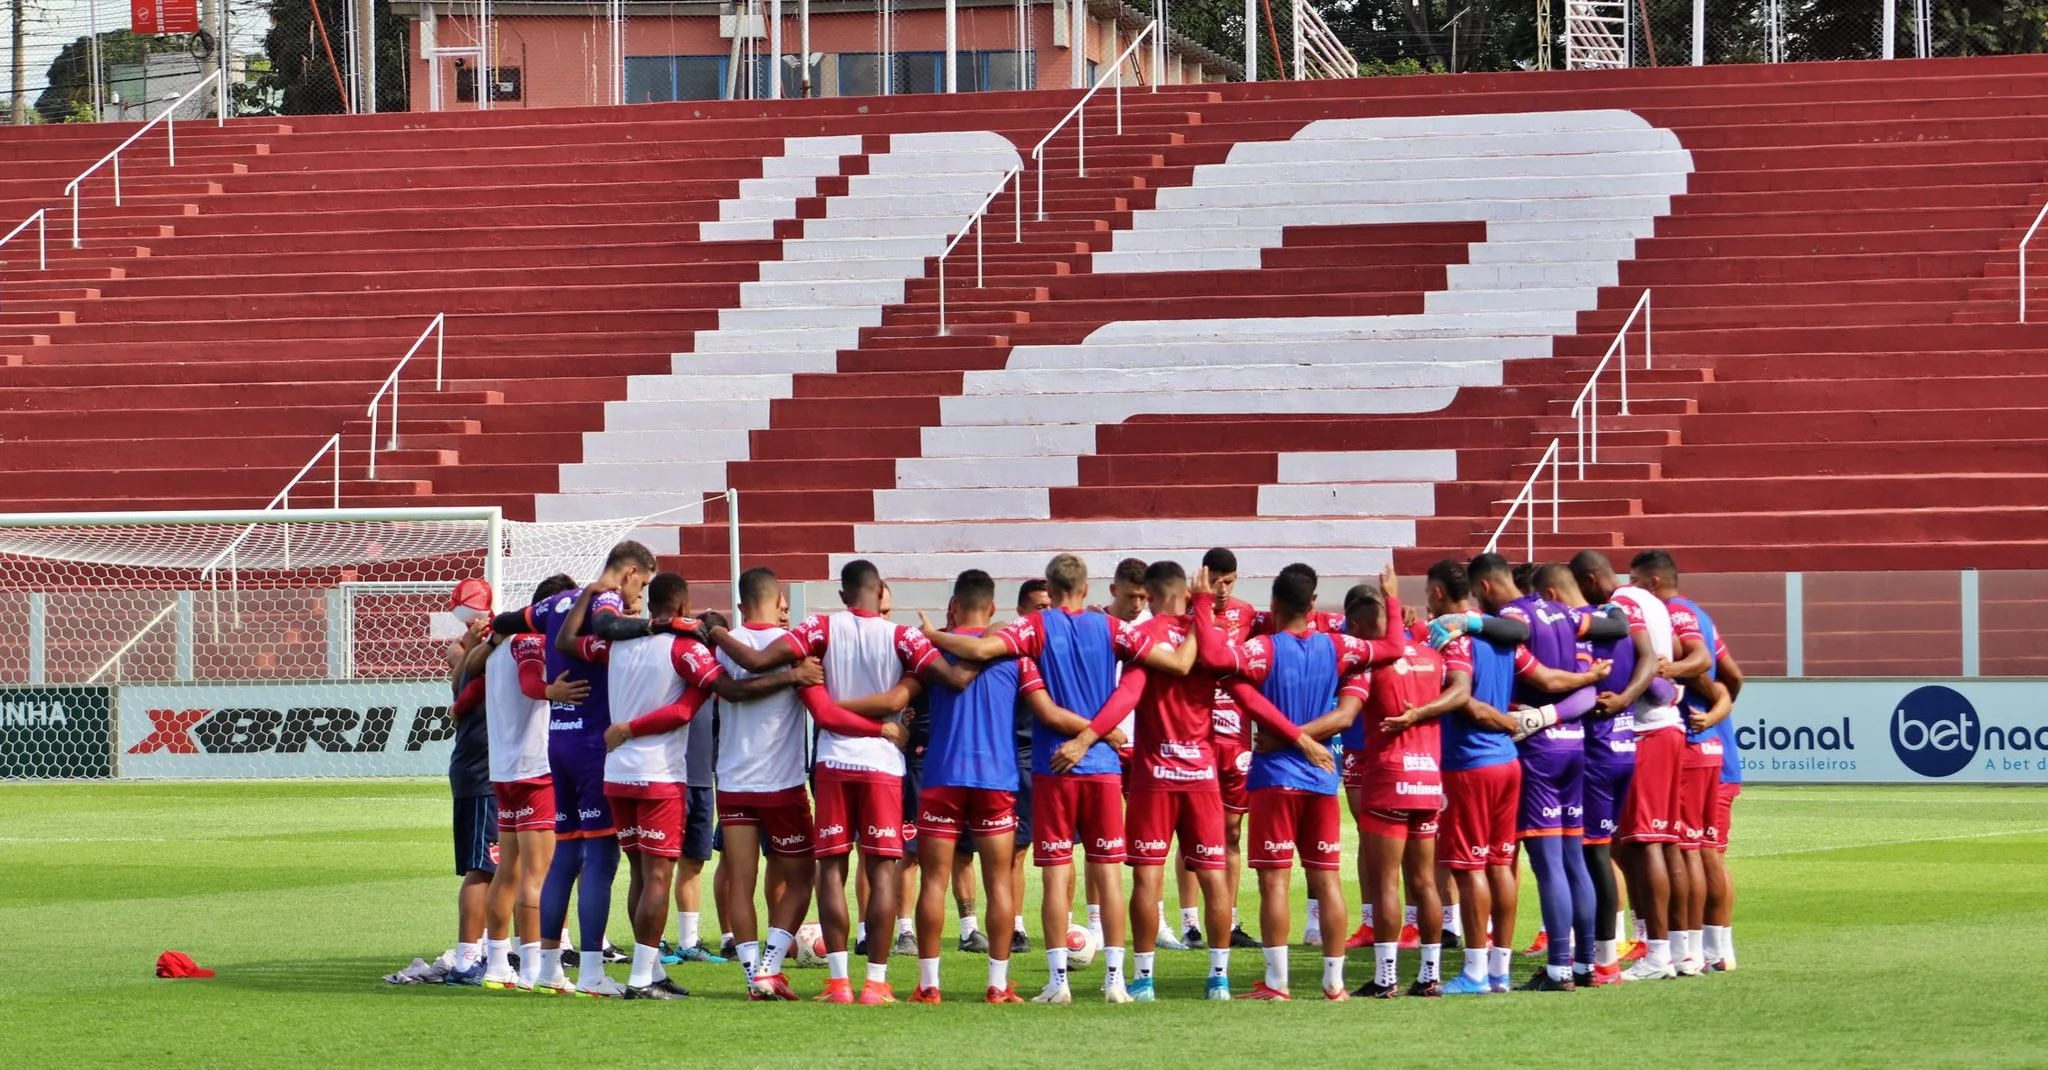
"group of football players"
394,540,1741,1004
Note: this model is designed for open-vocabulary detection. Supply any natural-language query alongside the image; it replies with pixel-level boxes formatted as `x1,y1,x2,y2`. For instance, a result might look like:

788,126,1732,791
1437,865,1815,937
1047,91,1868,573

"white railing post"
1784,571,1804,677
366,314,448,478
1486,438,1561,556
1960,568,1980,676
64,69,223,250
1030,22,1158,221
935,168,1021,337
2021,201,2048,323
0,209,48,275
726,488,742,617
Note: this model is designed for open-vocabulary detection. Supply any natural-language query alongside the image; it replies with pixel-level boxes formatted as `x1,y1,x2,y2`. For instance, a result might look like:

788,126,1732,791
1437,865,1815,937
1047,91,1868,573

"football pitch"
4,782,2045,1068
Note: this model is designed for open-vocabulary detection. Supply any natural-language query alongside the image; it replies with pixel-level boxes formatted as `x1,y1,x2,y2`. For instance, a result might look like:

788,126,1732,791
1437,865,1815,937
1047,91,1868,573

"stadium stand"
4,55,2048,681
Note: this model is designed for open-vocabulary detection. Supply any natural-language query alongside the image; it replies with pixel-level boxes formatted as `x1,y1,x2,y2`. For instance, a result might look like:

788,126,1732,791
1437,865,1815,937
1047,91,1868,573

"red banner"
132,0,200,35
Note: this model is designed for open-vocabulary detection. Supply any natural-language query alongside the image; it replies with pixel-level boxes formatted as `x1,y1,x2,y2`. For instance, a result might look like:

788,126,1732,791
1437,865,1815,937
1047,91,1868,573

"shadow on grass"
209,957,484,996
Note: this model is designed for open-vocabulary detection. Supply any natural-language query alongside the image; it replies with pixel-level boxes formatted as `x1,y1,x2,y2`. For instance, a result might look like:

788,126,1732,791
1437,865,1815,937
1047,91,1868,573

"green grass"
4,782,2046,1068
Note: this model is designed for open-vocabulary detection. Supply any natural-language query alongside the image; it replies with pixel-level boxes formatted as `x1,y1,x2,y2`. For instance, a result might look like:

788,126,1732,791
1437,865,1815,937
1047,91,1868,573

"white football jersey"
604,634,715,786
483,635,551,783
817,611,908,776
715,624,810,793
1610,584,1681,733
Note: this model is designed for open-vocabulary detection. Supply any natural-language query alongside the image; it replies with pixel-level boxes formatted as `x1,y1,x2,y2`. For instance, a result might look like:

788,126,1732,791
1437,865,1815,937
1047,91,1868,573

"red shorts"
719,786,814,858
1125,789,1226,869
1678,760,1717,851
1216,737,1252,815
1247,788,1342,871
1620,727,1686,845
812,767,906,859
1359,806,1441,840
606,784,684,859
1031,773,1126,867
493,777,556,834
1705,782,1740,852
1440,761,1521,871
917,786,1018,840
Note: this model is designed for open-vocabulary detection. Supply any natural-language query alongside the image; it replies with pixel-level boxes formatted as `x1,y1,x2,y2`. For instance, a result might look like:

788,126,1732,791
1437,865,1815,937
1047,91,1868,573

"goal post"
0,499,737,780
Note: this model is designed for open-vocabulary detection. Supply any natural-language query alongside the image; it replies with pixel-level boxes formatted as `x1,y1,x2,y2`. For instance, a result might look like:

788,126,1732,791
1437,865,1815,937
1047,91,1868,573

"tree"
34,31,196,124
260,0,408,114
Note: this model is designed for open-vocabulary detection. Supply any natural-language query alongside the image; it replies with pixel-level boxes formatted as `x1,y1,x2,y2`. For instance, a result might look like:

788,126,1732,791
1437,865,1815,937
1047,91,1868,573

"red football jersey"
1129,613,1220,793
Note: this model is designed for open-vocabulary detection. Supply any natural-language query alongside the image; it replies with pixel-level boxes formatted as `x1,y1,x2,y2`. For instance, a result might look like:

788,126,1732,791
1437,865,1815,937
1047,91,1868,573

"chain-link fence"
1615,0,2041,68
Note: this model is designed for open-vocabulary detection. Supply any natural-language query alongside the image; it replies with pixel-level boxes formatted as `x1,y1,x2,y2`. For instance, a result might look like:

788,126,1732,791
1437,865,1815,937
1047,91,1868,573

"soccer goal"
0,502,732,779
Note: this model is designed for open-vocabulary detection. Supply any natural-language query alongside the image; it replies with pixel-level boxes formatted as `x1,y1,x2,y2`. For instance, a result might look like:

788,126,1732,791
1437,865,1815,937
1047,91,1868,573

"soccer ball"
793,922,827,968
1065,923,1100,968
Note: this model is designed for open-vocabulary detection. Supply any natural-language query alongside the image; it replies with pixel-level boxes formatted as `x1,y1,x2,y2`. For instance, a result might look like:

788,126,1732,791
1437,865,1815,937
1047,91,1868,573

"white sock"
1596,938,1618,966
1647,939,1672,968
1461,946,1487,982
918,957,940,989
1685,929,1705,963
1712,924,1736,966
856,922,867,944
517,942,541,985
866,961,889,984
676,911,700,951
539,947,564,985
1374,942,1398,986
1420,943,1442,982
1156,902,1170,932
961,914,980,939
1087,905,1104,944
1633,915,1648,943
1361,901,1374,928
1323,955,1345,991
1208,948,1231,976
1671,930,1692,962
1444,906,1463,938
897,916,914,937
577,950,604,987
721,931,734,948
1487,945,1511,977
1306,899,1322,931
1547,963,1571,982
1047,947,1070,989
1702,927,1721,961
1135,951,1155,979
1015,914,1028,935
737,941,761,983
1261,945,1288,990
989,957,1010,989
827,951,850,980
628,943,659,988
1616,911,1629,943
763,928,793,977
1232,907,1242,930
456,941,482,969
1104,946,1125,987
1182,907,1200,931
481,939,507,974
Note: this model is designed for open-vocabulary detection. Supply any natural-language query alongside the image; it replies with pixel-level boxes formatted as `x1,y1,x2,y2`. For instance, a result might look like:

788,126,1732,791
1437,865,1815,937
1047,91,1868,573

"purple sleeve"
1553,686,1599,723
1646,677,1678,706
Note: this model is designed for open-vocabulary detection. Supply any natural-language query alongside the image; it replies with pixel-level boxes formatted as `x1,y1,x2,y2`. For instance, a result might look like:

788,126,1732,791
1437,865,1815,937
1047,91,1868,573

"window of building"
623,56,731,102
837,50,1033,95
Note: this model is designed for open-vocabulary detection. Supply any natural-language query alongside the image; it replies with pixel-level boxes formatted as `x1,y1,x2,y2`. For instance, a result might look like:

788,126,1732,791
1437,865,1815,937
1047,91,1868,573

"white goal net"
0,505,726,780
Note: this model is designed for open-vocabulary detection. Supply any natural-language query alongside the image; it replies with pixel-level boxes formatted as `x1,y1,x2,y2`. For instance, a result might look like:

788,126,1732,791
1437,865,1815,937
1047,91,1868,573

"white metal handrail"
1568,288,1652,477
1029,20,1159,222
2020,199,2048,323
936,167,1023,336
0,209,48,272
1485,438,1562,560
63,68,224,250
270,433,344,510
366,313,448,478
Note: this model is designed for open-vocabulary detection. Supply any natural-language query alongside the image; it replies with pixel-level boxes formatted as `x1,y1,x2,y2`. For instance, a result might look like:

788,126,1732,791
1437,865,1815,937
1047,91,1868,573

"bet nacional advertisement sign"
1735,681,2048,784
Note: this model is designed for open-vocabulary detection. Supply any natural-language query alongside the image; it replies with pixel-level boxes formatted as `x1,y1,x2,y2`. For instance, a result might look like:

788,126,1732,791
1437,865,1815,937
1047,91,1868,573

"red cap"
450,578,493,620
156,951,214,979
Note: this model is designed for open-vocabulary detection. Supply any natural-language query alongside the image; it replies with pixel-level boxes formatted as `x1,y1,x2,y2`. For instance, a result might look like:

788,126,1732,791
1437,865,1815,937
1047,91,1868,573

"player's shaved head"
1045,553,1088,598
1570,550,1618,602
1534,562,1579,601
1143,559,1187,601
531,574,576,604
1272,569,1316,616
648,572,688,617
953,569,996,612
1467,552,1513,586
1343,581,1387,639
738,567,779,611
1113,557,1148,589
1630,549,1680,595
840,558,882,598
